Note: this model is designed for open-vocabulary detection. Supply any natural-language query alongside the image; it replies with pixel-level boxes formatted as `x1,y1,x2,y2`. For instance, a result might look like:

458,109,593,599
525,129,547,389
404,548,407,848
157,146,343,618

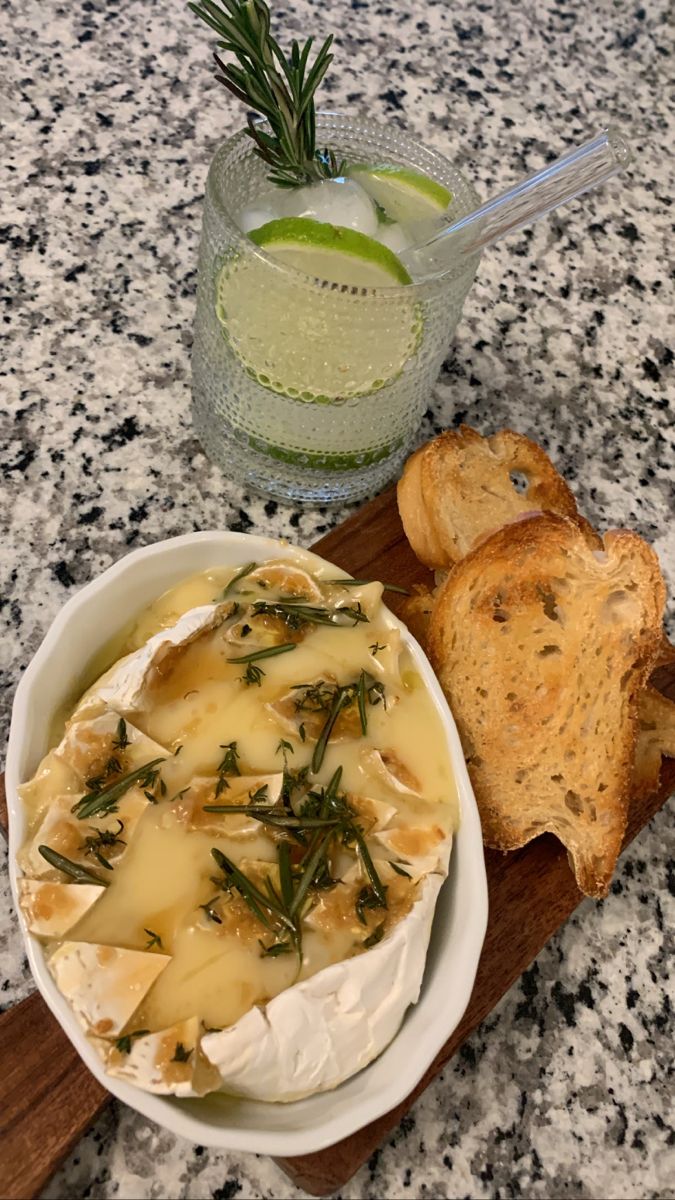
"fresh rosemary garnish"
199,896,223,923
242,662,264,686
325,578,411,596
355,884,387,926
189,0,340,188
80,819,126,870
227,642,297,665
172,1043,192,1063
112,718,129,750
390,861,412,879
362,922,386,948
276,737,294,761
252,600,368,630
258,938,292,957
291,674,385,772
228,641,297,685
38,845,110,887
215,740,240,796
71,758,166,820
206,765,388,959
115,1029,149,1054
144,928,163,950
220,561,257,597
203,804,342,828
84,755,123,794
211,848,295,936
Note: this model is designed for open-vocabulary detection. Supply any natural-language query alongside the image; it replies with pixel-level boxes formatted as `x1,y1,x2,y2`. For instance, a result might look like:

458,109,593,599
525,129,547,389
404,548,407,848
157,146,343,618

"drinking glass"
192,114,480,504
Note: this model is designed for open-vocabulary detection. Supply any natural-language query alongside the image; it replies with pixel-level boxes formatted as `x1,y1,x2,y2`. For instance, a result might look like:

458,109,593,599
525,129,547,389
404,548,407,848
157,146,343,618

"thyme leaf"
115,1029,149,1054
171,1042,192,1063
363,921,386,948
71,758,165,820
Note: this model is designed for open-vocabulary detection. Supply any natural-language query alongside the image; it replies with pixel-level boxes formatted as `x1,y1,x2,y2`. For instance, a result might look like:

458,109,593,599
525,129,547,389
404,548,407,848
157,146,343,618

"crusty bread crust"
428,514,665,898
397,426,586,569
634,685,675,801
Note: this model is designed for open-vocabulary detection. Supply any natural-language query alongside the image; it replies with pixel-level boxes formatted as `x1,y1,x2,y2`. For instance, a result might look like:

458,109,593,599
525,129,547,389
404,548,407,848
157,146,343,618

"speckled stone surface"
2,0,674,1195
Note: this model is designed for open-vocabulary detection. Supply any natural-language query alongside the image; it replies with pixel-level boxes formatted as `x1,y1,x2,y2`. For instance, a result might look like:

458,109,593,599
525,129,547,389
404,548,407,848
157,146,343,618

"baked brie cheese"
17,554,458,1101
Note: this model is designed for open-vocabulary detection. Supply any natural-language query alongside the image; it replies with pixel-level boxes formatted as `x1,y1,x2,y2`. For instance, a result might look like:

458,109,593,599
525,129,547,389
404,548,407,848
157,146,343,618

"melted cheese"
19,555,458,1095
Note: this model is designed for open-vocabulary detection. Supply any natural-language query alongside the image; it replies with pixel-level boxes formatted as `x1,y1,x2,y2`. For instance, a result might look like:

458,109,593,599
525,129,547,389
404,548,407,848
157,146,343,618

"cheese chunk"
21,789,148,880
49,942,170,1036
19,880,105,938
202,846,450,1102
75,602,236,717
100,1016,220,1097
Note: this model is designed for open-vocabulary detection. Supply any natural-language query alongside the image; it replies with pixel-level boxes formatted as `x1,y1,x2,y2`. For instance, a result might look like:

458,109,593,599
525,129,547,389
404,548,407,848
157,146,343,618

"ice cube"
375,223,411,255
279,178,379,237
238,206,278,235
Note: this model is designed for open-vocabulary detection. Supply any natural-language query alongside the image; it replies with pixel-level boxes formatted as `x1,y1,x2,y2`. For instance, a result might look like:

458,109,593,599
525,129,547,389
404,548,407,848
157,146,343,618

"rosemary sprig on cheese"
325,578,411,596
207,764,388,957
291,673,386,770
220,561,258,597
38,845,110,887
251,599,369,629
71,758,166,820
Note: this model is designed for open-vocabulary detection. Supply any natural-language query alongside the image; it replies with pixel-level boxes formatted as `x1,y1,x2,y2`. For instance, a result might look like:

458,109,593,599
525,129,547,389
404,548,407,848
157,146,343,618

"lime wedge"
249,217,412,286
216,218,420,404
347,165,452,223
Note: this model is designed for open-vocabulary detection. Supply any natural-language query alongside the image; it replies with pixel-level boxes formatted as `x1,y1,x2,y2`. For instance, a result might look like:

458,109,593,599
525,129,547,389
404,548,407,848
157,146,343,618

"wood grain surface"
1,485,673,1200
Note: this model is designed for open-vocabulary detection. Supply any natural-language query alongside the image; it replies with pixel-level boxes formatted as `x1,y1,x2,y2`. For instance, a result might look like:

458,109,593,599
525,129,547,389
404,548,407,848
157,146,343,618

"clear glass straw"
400,127,632,277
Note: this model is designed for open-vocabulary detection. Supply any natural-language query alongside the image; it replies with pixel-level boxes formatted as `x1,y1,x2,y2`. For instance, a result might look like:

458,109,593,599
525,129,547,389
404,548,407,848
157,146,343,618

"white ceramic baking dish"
6,531,487,1155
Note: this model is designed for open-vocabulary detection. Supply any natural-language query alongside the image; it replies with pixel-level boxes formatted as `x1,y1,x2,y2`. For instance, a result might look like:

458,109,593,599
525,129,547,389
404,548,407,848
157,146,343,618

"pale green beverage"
192,114,480,504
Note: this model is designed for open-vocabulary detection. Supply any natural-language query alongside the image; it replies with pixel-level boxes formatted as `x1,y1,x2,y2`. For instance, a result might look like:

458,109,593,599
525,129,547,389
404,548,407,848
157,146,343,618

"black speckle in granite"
211,1181,241,1200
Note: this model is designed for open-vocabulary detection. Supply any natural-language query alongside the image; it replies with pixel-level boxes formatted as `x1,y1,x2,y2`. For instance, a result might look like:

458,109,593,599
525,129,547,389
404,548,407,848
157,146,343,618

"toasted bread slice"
397,426,588,569
400,586,435,650
428,514,665,897
633,686,675,801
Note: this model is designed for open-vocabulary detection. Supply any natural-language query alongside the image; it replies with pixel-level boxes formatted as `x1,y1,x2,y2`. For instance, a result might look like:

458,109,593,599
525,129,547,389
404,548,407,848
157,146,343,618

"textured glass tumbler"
191,115,480,505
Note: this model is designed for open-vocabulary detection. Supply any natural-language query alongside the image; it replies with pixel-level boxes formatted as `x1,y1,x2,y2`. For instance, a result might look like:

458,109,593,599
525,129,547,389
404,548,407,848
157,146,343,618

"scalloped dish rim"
6,530,488,1156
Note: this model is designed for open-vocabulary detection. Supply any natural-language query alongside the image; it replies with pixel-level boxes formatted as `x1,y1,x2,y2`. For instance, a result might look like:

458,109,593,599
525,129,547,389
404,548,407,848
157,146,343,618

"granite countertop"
2,0,673,1195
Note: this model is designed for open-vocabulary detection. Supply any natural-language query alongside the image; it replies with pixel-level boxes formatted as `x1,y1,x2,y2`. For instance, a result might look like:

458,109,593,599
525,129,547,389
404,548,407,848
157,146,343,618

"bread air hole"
538,644,562,656
509,470,529,494
537,587,560,622
564,789,583,815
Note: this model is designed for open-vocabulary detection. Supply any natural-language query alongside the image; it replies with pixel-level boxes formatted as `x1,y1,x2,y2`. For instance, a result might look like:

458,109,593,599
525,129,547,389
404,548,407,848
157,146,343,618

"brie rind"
18,714,168,816
49,942,170,1036
202,836,452,1101
100,1015,220,1097
74,603,233,716
19,880,105,938
21,789,148,879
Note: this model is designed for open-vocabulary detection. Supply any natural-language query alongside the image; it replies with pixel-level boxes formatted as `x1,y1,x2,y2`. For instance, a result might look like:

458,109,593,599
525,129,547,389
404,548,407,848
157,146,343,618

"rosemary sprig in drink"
189,0,340,188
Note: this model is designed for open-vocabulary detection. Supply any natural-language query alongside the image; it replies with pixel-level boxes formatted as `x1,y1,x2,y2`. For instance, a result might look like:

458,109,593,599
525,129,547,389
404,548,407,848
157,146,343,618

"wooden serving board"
1,484,674,1200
